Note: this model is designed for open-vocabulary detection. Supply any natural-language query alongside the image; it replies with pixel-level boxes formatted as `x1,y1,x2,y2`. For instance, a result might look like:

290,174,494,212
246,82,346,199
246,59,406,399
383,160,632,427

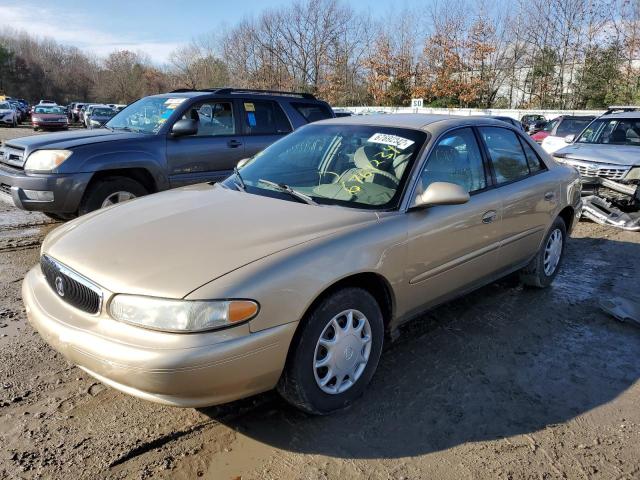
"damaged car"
553,110,640,231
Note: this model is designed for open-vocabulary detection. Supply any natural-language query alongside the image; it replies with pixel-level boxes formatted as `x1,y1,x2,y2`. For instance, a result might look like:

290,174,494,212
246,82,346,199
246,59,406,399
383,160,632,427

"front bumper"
22,266,297,407
0,164,91,213
33,121,68,129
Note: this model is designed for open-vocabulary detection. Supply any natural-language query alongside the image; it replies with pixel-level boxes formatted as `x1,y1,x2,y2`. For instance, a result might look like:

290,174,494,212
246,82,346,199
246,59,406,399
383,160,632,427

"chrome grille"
40,255,102,315
0,144,26,169
563,160,629,180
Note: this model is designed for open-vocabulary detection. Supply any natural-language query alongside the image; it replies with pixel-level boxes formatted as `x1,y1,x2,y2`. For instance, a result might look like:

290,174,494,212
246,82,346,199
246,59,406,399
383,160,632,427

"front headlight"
90,119,101,126
625,167,640,180
24,149,72,172
109,295,259,332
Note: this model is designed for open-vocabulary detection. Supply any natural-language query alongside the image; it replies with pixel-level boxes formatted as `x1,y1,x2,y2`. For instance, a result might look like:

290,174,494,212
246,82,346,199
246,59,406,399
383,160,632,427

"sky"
0,0,426,64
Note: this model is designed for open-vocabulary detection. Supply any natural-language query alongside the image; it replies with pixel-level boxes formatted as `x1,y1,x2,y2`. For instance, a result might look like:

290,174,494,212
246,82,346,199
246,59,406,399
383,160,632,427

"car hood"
555,143,640,166
4,129,143,152
43,184,379,298
0,109,13,114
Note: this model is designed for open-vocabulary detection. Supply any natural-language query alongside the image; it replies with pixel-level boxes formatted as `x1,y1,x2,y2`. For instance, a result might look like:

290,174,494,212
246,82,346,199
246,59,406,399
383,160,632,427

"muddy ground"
1,125,640,479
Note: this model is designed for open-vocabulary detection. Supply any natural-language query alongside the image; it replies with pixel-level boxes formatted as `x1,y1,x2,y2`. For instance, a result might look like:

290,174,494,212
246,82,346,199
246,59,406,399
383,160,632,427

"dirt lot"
1,126,640,479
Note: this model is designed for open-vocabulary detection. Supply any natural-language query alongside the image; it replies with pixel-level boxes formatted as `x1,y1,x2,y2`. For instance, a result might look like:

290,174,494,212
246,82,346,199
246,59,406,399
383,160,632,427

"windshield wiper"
257,179,317,205
233,166,246,191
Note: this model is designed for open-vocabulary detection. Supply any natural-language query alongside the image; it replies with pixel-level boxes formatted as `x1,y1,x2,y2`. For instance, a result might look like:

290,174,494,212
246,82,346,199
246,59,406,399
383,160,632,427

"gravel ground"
1,126,640,479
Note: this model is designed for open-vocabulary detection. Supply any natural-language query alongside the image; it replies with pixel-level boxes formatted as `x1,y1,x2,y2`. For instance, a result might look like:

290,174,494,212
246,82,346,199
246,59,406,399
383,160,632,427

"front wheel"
78,176,148,215
519,217,567,288
278,287,384,415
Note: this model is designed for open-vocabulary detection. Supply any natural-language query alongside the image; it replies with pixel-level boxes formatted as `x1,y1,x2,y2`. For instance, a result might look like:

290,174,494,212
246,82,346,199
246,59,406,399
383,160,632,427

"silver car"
553,111,640,182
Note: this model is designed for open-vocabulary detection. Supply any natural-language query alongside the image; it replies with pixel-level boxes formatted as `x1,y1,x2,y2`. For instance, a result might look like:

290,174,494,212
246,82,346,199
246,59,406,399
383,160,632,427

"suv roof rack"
169,87,316,100
604,105,640,115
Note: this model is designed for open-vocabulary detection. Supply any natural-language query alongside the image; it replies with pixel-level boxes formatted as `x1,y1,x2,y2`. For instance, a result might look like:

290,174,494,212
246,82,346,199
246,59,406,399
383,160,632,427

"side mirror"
236,158,250,168
171,119,198,137
564,134,575,143
412,182,470,209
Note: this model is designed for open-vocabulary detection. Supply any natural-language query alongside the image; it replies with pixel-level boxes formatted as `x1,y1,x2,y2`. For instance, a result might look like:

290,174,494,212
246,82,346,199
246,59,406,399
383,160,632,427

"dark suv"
0,88,333,218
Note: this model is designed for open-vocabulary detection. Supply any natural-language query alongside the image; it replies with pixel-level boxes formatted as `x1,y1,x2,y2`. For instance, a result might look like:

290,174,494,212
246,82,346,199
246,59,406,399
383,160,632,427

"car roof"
146,90,325,102
314,113,515,131
599,111,640,120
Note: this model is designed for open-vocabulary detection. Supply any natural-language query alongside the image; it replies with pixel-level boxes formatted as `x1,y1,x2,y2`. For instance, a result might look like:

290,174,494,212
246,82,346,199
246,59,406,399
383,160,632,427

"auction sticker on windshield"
164,98,186,109
368,133,415,150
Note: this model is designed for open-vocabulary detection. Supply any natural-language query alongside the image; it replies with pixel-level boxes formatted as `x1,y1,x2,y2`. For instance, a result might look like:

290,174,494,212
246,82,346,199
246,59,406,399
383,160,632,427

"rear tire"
519,217,567,288
278,287,384,415
78,176,148,215
43,212,75,221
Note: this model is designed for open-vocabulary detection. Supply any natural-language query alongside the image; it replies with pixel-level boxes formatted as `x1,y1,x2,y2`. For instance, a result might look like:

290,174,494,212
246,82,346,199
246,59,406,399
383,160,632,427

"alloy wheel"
101,191,136,208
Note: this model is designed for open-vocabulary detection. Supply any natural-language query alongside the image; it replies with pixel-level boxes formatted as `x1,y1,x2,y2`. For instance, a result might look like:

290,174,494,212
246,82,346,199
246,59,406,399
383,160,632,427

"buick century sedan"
23,114,582,414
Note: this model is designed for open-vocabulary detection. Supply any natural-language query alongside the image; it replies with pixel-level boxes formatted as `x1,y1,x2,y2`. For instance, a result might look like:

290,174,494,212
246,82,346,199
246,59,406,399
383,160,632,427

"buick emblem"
344,345,354,361
55,276,65,297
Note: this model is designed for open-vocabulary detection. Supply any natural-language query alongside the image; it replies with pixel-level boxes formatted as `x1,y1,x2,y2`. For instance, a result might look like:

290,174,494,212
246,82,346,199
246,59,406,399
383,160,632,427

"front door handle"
482,210,497,224
544,191,555,201
227,139,242,148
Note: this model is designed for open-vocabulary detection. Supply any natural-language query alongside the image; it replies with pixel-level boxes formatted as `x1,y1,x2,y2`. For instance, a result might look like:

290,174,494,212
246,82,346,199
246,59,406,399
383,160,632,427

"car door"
166,100,246,188
403,127,504,314
239,99,293,158
478,126,558,270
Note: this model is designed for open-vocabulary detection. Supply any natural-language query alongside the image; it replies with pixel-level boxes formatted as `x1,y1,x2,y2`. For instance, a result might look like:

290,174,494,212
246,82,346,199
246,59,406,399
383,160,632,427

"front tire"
78,176,148,215
278,287,384,415
519,217,567,288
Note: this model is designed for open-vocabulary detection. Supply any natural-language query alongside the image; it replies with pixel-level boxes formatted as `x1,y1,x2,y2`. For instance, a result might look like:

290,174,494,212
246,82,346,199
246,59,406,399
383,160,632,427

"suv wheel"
278,287,384,415
79,176,148,215
519,217,567,288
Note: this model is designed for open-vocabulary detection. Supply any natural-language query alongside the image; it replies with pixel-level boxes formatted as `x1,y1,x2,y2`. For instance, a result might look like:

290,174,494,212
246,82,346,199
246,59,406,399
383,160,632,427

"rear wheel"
519,217,567,288
278,287,384,415
78,176,148,215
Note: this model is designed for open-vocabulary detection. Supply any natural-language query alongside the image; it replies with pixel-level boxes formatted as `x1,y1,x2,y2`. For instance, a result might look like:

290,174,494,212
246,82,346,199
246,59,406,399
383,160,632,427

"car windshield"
576,118,640,145
106,96,184,133
226,124,427,209
543,119,558,132
93,108,114,116
34,106,65,114
0,102,10,109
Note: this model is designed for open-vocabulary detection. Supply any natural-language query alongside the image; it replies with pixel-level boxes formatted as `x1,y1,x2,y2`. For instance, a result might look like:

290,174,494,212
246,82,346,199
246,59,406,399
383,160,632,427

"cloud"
0,4,181,64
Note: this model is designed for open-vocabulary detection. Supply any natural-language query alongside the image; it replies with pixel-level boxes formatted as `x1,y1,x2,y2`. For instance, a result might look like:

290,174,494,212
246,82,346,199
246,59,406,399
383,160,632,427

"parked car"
8,100,27,122
0,101,18,127
21,114,581,414
31,105,70,131
531,115,595,145
487,115,525,131
71,103,86,122
553,111,640,181
540,116,596,153
333,109,353,117
0,88,334,219
38,100,57,106
521,114,546,131
85,106,116,128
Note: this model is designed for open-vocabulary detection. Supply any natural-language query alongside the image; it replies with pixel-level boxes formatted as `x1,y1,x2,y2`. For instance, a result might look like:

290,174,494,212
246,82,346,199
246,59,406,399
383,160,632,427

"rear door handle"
544,191,555,201
227,139,242,148
482,210,497,224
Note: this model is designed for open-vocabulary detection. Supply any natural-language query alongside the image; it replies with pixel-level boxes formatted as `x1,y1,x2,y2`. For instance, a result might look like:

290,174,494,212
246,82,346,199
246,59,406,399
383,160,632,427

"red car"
530,115,595,144
31,105,69,131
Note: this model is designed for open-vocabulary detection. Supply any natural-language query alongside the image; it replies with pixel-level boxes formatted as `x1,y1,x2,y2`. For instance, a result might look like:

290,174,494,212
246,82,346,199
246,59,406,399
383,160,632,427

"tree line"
0,0,638,109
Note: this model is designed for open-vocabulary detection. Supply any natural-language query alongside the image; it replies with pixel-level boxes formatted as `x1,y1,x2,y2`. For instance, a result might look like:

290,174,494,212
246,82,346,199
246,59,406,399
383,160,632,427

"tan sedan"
23,114,582,414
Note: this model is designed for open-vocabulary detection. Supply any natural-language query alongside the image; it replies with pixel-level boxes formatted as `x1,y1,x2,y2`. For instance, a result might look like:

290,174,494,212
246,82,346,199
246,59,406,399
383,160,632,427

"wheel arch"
557,205,575,233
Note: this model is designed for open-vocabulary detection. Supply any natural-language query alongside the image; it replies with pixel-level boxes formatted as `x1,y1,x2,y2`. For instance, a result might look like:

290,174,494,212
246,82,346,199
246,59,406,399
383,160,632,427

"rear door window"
479,127,531,184
241,100,292,135
291,102,333,123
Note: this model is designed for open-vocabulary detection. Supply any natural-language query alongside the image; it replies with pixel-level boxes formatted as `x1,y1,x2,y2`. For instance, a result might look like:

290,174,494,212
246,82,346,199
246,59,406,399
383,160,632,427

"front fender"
185,215,408,332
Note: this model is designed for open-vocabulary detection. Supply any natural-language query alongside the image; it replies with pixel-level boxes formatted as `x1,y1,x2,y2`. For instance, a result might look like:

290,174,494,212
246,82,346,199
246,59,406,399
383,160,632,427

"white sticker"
367,133,415,150
164,98,186,108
